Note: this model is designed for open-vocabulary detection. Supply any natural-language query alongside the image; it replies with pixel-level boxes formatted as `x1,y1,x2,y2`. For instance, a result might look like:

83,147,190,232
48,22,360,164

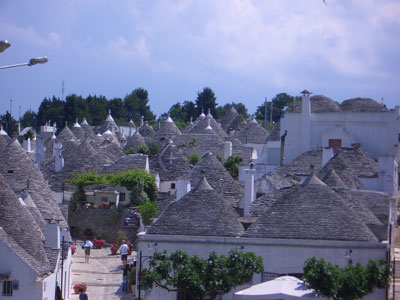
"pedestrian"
83,239,93,263
119,240,129,267
122,263,130,292
78,288,88,300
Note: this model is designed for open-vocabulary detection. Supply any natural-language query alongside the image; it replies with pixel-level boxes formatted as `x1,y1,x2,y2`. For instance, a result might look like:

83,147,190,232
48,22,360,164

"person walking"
83,239,93,263
119,240,129,267
78,288,88,300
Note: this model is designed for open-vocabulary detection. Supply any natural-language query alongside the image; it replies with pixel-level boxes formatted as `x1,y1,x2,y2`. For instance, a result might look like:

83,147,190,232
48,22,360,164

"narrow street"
70,242,136,300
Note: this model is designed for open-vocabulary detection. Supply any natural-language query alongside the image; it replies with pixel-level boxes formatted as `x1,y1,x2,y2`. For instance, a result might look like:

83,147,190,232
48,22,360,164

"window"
170,183,176,189
120,193,126,202
328,139,342,148
3,280,12,296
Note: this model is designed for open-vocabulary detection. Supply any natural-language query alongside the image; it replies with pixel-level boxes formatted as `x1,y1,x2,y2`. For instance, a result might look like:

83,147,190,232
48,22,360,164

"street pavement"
70,241,136,300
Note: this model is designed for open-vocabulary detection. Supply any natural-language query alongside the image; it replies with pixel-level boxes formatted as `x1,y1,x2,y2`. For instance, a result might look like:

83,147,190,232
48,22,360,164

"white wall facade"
281,106,400,164
0,240,43,300
137,234,388,300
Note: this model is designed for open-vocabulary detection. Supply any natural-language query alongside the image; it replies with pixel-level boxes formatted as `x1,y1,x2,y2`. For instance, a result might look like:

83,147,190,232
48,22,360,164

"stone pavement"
70,241,136,300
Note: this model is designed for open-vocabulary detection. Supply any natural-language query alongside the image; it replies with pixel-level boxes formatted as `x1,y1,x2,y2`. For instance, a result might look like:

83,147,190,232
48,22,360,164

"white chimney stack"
55,153,64,173
224,141,232,160
176,180,191,201
241,168,255,218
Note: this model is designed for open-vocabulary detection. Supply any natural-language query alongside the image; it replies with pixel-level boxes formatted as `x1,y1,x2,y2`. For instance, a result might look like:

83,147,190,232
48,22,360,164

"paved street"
70,242,136,300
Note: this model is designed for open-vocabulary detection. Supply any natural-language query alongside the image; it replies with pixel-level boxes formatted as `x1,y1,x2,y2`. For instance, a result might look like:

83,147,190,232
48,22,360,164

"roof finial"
206,118,212,130
166,113,173,123
141,115,144,127
200,109,206,119
190,116,193,124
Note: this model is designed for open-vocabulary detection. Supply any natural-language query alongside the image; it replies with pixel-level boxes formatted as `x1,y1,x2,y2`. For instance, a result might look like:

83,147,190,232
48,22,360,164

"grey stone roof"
97,139,125,161
101,154,148,174
176,133,225,158
186,113,227,138
311,95,341,113
80,122,98,141
44,137,112,192
340,98,388,112
150,142,191,181
0,175,52,276
148,177,244,237
334,189,391,241
220,106,244,133
57,125,78,144
154,118,182,147
99,116,124,141
139,122,156,138
317,147,378,189
319,168,347,188
0,139,66,224
188,152,244,204
233,120,269,144
244,182,378,242
155,192,176,214
124,131,146,150
71,125,86,142
0,134,10,152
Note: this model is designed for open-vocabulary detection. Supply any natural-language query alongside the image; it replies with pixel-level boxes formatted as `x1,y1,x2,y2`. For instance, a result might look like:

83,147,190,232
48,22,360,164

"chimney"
45,221,60,249
300,90,312,153
53,142,62,159
176,180,191,201
55,153,64,173
23,137,32,153
322,147,334,167
241,166,255,218
378,155,398,196
224,141,232,160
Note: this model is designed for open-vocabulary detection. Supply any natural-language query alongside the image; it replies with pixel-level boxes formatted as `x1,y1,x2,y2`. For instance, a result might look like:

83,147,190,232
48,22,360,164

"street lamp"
137,243,157,300
0,40,11,53
0,56,48,70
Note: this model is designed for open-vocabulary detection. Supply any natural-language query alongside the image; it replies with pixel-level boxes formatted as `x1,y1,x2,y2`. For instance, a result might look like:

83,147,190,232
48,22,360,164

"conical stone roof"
0,175,51,276
148,177,244,237
0,139,65,223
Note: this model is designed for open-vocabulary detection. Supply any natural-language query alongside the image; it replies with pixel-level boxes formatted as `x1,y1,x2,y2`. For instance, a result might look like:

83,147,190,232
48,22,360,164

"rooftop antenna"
381,97,384,104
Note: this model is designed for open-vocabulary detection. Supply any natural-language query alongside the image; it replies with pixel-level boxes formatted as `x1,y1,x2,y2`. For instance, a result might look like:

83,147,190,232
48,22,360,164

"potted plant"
93,238,105,249
73,283,87,294
71,244,76,255
110,244,118,255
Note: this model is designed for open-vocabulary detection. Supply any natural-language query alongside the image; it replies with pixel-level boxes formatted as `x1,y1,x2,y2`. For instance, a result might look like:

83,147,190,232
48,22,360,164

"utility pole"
270,100,273,124
264,97,267,128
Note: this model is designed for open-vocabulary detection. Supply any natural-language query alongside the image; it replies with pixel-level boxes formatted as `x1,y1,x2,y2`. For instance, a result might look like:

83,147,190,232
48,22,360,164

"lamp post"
0,56,48,70
0,40,11,53
137,243,157,300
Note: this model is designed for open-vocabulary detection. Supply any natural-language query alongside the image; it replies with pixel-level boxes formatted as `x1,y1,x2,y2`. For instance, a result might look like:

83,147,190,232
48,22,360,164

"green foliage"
223,156,243,179
188,153,201,166
69,170,157,203
130,177,149,206
0,112,18,137
255,93,301,126
23,129,35,140
303,257,391,300
21,110,37,129
142,249,264,300
195,87,217,117
138,200,160,225
215,102,249,120
124,88,156,125
70,185,87,211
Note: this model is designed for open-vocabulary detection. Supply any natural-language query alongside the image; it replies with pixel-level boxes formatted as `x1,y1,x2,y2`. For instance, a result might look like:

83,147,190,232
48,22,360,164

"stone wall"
69,206,140,243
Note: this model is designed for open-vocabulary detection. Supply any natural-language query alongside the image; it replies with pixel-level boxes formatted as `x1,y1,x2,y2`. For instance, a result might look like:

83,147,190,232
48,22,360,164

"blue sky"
1,0,399,119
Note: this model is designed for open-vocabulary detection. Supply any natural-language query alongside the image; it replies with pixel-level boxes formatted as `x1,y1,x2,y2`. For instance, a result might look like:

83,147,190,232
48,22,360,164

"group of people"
79,239,136,295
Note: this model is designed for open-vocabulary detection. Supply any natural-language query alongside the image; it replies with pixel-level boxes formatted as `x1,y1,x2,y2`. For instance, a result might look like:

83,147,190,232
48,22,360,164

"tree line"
1,86,302,136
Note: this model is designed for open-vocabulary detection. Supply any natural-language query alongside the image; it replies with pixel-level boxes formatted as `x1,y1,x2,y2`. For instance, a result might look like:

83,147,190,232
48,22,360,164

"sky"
1,0,399,120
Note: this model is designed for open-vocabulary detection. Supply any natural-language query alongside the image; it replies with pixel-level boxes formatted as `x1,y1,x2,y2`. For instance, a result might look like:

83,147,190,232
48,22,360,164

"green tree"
256,93,301,125
142,249,264,300
188,153,201,166
87,95,108,126
223,156,243,179
139,200,160,225
63,94,89,126
148,142,160,160
107,97,127,124
215,102,249,121
195,87,217,117
0,112,18,137
124,88,155,125
21,110,37,129
37,96,65,130
303,257,391,300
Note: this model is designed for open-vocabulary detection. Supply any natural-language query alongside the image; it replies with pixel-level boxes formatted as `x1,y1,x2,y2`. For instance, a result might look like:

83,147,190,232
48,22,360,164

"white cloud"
105,36,150,61
0,18,62,49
